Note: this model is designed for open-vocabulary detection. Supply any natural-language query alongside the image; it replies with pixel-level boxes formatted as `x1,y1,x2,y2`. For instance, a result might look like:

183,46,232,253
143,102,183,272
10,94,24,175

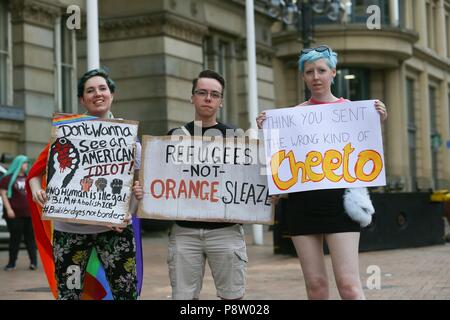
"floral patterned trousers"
53,226,138,300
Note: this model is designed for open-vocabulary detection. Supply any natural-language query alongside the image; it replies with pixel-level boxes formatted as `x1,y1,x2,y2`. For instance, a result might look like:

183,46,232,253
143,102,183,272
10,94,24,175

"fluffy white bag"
343,187,375,227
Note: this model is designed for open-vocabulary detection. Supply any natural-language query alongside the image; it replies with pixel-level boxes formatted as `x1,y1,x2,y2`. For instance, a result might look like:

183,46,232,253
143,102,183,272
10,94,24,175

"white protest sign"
138,135,273,224
43,113,138,226
262,100,386,194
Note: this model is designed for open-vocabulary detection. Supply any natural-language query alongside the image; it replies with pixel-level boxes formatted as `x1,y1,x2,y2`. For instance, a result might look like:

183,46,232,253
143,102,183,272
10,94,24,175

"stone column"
389,0,399,26
418,69,433,189
435,0,448,57
235,41,276,130
385,65,409,189
11,0,61,158
439,76,450,188
414,0,428,48
404,0,414,29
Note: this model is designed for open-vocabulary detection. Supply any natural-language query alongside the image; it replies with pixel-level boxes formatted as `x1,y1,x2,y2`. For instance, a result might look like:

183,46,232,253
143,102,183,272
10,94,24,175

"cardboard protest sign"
262,100,386,195
138,135,273,224
42,113,138,226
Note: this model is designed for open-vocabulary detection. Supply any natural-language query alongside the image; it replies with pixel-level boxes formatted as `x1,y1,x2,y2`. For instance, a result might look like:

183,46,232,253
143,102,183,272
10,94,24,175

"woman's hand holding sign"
132,181,143,201
111,181,143,233
375,100,388,122
29,175,48,207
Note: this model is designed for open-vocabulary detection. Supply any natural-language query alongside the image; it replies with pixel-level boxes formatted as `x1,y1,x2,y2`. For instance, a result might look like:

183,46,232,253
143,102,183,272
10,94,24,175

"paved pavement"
1,225,450,300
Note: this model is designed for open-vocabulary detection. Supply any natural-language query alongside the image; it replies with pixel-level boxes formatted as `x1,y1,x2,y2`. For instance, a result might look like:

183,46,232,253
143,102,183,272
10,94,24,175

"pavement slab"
1,227,450,300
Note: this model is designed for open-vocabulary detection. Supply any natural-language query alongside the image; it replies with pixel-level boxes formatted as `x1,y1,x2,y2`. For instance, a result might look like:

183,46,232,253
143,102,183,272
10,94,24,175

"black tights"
5,217,37,266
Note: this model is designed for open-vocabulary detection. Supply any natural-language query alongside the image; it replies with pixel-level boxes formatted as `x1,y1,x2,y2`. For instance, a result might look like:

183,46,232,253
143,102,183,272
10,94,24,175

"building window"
0,0,11,105
202,36,230,122
333,68,370,101
217,40,230,122
55,16,76,113
406,78,417,191
429,86,439,189
202,39,207,70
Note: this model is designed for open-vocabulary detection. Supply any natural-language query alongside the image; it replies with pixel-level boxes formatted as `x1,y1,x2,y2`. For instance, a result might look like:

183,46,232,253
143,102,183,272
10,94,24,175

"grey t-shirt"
53,141,141,234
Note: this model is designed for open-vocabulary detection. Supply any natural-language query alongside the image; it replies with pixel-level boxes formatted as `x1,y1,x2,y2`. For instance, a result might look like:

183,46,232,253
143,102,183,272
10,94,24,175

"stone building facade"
0,0,449,192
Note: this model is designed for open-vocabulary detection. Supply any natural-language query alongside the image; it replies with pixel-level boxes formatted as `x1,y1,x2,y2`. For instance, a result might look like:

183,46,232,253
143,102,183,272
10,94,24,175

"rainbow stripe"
52,114,97,126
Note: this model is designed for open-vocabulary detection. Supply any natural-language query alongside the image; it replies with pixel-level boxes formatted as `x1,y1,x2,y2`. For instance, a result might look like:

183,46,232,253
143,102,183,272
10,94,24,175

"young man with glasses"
166,69,247,300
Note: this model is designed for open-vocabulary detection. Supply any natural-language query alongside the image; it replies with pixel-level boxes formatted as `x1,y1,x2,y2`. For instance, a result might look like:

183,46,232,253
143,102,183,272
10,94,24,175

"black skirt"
286,188,360,236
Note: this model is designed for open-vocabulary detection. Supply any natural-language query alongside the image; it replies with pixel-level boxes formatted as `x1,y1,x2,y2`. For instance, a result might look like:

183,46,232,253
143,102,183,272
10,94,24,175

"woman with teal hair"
0,155,37,271
257,45,387,299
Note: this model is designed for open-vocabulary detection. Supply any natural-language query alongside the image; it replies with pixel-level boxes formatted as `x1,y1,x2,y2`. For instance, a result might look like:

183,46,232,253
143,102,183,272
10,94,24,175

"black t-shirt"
167,121,238,229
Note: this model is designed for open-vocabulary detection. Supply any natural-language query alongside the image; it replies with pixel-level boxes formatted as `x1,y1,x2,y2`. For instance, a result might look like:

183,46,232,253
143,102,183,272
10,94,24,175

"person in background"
0,155,37,271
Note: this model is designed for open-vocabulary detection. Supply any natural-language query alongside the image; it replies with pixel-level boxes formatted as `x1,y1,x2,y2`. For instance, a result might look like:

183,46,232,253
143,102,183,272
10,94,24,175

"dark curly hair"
77,67,116,97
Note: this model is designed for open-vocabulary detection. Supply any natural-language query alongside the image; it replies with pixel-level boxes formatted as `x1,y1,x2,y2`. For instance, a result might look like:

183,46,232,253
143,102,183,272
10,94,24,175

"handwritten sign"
138,136,273,224
42,113,138,226
262,100,386,194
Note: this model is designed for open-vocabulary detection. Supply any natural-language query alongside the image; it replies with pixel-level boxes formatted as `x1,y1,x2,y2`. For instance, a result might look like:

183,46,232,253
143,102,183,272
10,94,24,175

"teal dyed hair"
4,155,29,198
298,47,338,73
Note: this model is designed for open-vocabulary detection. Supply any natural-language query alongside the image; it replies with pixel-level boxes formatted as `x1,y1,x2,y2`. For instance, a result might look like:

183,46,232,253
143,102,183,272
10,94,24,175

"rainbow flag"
52,114,97,126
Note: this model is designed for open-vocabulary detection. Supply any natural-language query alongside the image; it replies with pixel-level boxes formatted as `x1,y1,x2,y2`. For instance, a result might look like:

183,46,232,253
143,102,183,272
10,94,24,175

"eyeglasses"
300,45,331,56
193,89,223,100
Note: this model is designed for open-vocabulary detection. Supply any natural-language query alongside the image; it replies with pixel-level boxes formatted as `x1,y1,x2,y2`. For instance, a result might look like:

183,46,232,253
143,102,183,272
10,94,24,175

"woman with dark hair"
257,46,387,300
0,155,37,271
27,68,142,300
